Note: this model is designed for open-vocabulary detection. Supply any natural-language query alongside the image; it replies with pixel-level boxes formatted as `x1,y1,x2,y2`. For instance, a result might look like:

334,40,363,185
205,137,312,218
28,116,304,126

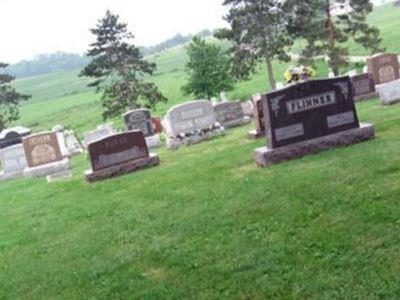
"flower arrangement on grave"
284,65,316,84
176,123,222,140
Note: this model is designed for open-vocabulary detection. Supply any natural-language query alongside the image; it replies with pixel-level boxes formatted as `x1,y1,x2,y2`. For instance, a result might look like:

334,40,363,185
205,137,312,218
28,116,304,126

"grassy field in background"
12,4,400,136
1,98,400,298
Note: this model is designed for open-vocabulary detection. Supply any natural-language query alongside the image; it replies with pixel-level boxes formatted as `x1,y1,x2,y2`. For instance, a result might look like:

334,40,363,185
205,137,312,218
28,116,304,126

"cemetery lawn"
2,98,400,299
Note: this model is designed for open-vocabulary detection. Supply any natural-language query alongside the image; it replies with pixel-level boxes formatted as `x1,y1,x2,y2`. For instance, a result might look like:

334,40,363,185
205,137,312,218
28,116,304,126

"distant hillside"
6,30,214,79
5,52,90,79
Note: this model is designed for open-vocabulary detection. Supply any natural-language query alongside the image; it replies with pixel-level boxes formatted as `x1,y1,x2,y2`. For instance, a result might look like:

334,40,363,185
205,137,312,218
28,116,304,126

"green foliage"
216,0,293,90
80,10,167,120
182,36,234,100
0,63,30,131
286,0,384,75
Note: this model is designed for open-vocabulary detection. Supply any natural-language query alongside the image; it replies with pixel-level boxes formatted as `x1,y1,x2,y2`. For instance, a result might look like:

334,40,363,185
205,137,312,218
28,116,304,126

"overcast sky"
0,0,228,63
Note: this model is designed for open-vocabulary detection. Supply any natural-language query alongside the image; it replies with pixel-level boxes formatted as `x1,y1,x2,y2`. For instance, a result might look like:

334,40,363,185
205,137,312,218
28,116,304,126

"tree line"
0,0,384,131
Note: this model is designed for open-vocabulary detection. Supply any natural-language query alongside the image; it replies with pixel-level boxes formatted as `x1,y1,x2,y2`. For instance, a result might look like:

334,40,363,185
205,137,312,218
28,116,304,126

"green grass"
2,5,400,298
1,98,400,299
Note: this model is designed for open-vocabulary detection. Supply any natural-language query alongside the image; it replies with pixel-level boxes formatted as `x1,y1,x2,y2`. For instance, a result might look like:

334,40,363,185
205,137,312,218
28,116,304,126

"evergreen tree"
80,11,167,120
182,36,234,100
286,0,384,75
215,0,293,90
0,63,30,131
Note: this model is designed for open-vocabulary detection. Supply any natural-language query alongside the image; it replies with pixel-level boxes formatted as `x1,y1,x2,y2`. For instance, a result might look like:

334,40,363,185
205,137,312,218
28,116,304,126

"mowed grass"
1,98,400,299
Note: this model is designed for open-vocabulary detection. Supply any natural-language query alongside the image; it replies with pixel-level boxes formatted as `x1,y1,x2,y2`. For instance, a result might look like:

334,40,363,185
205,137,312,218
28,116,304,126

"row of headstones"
1,52,397,183
331,53,400,105
0,99,253,183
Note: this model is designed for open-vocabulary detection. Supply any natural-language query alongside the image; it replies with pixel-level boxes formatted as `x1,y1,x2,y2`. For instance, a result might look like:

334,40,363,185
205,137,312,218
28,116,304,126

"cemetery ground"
1,97,400,298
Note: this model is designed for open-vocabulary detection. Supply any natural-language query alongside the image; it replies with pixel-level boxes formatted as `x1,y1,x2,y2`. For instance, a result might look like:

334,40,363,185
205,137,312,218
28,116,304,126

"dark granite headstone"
123,109,153,137
262,77,360,149
351,73,378,101
367,53,399,85
0,127,31,149
254,77,375,167
88,131,149,172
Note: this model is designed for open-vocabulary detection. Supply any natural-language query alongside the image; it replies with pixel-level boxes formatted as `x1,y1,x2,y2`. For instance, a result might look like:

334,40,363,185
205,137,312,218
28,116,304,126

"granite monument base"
254,123,375,168
248,129,265,140
24,158,70,178
166,129,225,150
46,169,73,183
222,116,251,129
85,153,160,183
354,92,379,102
146,135,161,149
0,170,24,181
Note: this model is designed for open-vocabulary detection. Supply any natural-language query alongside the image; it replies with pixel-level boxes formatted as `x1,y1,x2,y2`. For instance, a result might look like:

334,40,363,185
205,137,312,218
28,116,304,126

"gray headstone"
0,144,27,180
377,79,400,105
213,101,249,128
164,100,217,137
123,109,153,137
83,124,117,147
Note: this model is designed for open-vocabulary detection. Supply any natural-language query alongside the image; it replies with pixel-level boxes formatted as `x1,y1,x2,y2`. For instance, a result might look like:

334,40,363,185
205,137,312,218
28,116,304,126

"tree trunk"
265,51,276,90
325,0,339,76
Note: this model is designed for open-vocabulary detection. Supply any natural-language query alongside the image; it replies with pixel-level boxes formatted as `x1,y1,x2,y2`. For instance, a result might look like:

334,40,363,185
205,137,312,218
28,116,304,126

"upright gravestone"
22,132,71,180
367,53,400,85
248,94,266,139
254,77,375,167
0,144,27,181
351,73,379,102
52,125,69,158
83,124,117,148
123,109,160,148
85,131,160,182
164,100,224,149
0,126,31,149
241,100,255,117
213,101,251,129
64,130,84,156
151,117,163,134
377,79,400,105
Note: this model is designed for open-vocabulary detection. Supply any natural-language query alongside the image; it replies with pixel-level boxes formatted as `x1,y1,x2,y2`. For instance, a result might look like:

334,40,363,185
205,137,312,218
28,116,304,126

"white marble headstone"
0,144,27,180
377,79,400,105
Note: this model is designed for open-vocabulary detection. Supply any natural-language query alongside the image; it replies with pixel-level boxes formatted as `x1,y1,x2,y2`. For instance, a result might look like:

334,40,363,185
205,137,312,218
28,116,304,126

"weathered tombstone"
0,144,27,181
123,109,161,148
213,101,251,129
377,79,400,105
351,73,379,102
367,53,400,85
164,100,224,149
241,100,255,117
64,130,84,156
0,126,31,149
83,124,117,148
151,117,163,134
248,94,266,139
22,132,71,180
52,125,69,158
85,131,159,182
254,77,375,167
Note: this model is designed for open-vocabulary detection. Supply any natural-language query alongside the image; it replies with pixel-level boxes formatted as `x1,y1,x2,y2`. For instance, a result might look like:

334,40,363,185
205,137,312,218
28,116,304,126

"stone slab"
24,158,70,178
354,92,379,102
46,170,73,183
146,135,161,149
254,123,374,167
377,79,400,105
85,153,160,183
166,129,224,150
